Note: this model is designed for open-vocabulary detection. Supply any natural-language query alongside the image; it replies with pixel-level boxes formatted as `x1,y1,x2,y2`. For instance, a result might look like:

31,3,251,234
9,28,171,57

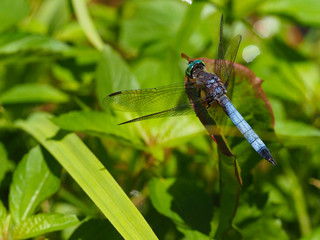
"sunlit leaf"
258,0,320,26
0,0,29,32
301,227,320,240
32,0,71,34
275,120,320,146
51,110,142,146
9,145,61,224
172,2,204,53
276,120,320,137
12,213,79,239
72,0,104,50
132,58,174,88
0,201,7,225
252,44,307,104
15,112,158,240
241,216,289,239
0,32,69,63
233,0,265,17
0,201,8,239
0,83,69,104
120,1,186,55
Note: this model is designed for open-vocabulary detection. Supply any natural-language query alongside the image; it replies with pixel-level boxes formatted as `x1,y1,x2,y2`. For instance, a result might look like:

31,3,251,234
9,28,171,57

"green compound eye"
186,60,205,78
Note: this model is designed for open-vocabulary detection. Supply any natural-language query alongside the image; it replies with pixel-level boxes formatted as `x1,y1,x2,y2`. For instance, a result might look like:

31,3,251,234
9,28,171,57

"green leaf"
9,145,61,224
172,1,204,52
0,142,14,184
0,32,70,63
0,201,9,240
72,0,104,50
149,178,213,239
15,112,158,240
120,1,186,55
0,83,69,104
0,33,69,53
275,120,320,146
241,217,289,240
0,0,29,32
12,213,79,240
276,120,320,137
51,110,141,146
145,116,205,148
52,110,205,161
96,45,138,105
132,58,173,88
215,154,242,239
254,51,307,104
301,227,320,240
33,0,71,35
233,0,265,17
0,201,7,225
258,0,320,26
69,219,121,240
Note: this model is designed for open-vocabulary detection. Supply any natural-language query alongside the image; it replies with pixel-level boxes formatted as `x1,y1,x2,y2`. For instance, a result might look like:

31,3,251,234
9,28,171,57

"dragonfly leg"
197,89,201,98
206,97,216,109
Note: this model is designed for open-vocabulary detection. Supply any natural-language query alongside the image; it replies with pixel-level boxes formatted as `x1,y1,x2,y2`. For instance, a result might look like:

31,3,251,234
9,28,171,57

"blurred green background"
0,0,320,239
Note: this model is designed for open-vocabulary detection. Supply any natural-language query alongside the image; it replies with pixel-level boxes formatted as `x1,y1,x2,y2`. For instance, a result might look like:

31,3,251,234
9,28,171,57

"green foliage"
1,145,78,239
9,145,61,223
0,0,320,239
16,112,157,240
12,213,79,240
149,177,213,239
0,0,29,32
0,83,69,104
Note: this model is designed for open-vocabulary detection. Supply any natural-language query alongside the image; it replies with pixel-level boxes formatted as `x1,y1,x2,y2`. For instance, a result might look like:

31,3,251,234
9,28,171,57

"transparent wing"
118,103,195,125
104,82,197,113
212,15,241,125
215,14,227,81
214,14,241,88
223,34,242,88
118,92,220,125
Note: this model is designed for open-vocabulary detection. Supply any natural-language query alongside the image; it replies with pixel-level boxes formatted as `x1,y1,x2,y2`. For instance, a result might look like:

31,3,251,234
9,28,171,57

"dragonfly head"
186,60,205,79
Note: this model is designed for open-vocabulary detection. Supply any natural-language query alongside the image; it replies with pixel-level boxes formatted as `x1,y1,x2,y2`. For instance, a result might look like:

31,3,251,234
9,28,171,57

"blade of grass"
15,112,158,240
71,0,104,51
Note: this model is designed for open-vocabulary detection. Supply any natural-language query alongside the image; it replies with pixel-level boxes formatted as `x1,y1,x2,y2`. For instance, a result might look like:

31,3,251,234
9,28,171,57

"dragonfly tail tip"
268,157,277,165
259,148,276,165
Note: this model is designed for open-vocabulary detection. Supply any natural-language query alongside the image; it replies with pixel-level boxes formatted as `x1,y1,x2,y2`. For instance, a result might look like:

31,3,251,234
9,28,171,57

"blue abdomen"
218,95,276,164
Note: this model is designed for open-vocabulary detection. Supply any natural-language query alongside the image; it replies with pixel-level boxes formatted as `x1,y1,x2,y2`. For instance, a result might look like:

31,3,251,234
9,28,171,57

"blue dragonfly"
104,15,276,165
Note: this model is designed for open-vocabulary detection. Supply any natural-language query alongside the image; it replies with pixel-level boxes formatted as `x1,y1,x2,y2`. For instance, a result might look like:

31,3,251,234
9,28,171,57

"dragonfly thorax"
194,70,227,101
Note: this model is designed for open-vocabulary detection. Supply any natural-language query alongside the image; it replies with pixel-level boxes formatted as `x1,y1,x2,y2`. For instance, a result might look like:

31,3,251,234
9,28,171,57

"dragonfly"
104,15,276,165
